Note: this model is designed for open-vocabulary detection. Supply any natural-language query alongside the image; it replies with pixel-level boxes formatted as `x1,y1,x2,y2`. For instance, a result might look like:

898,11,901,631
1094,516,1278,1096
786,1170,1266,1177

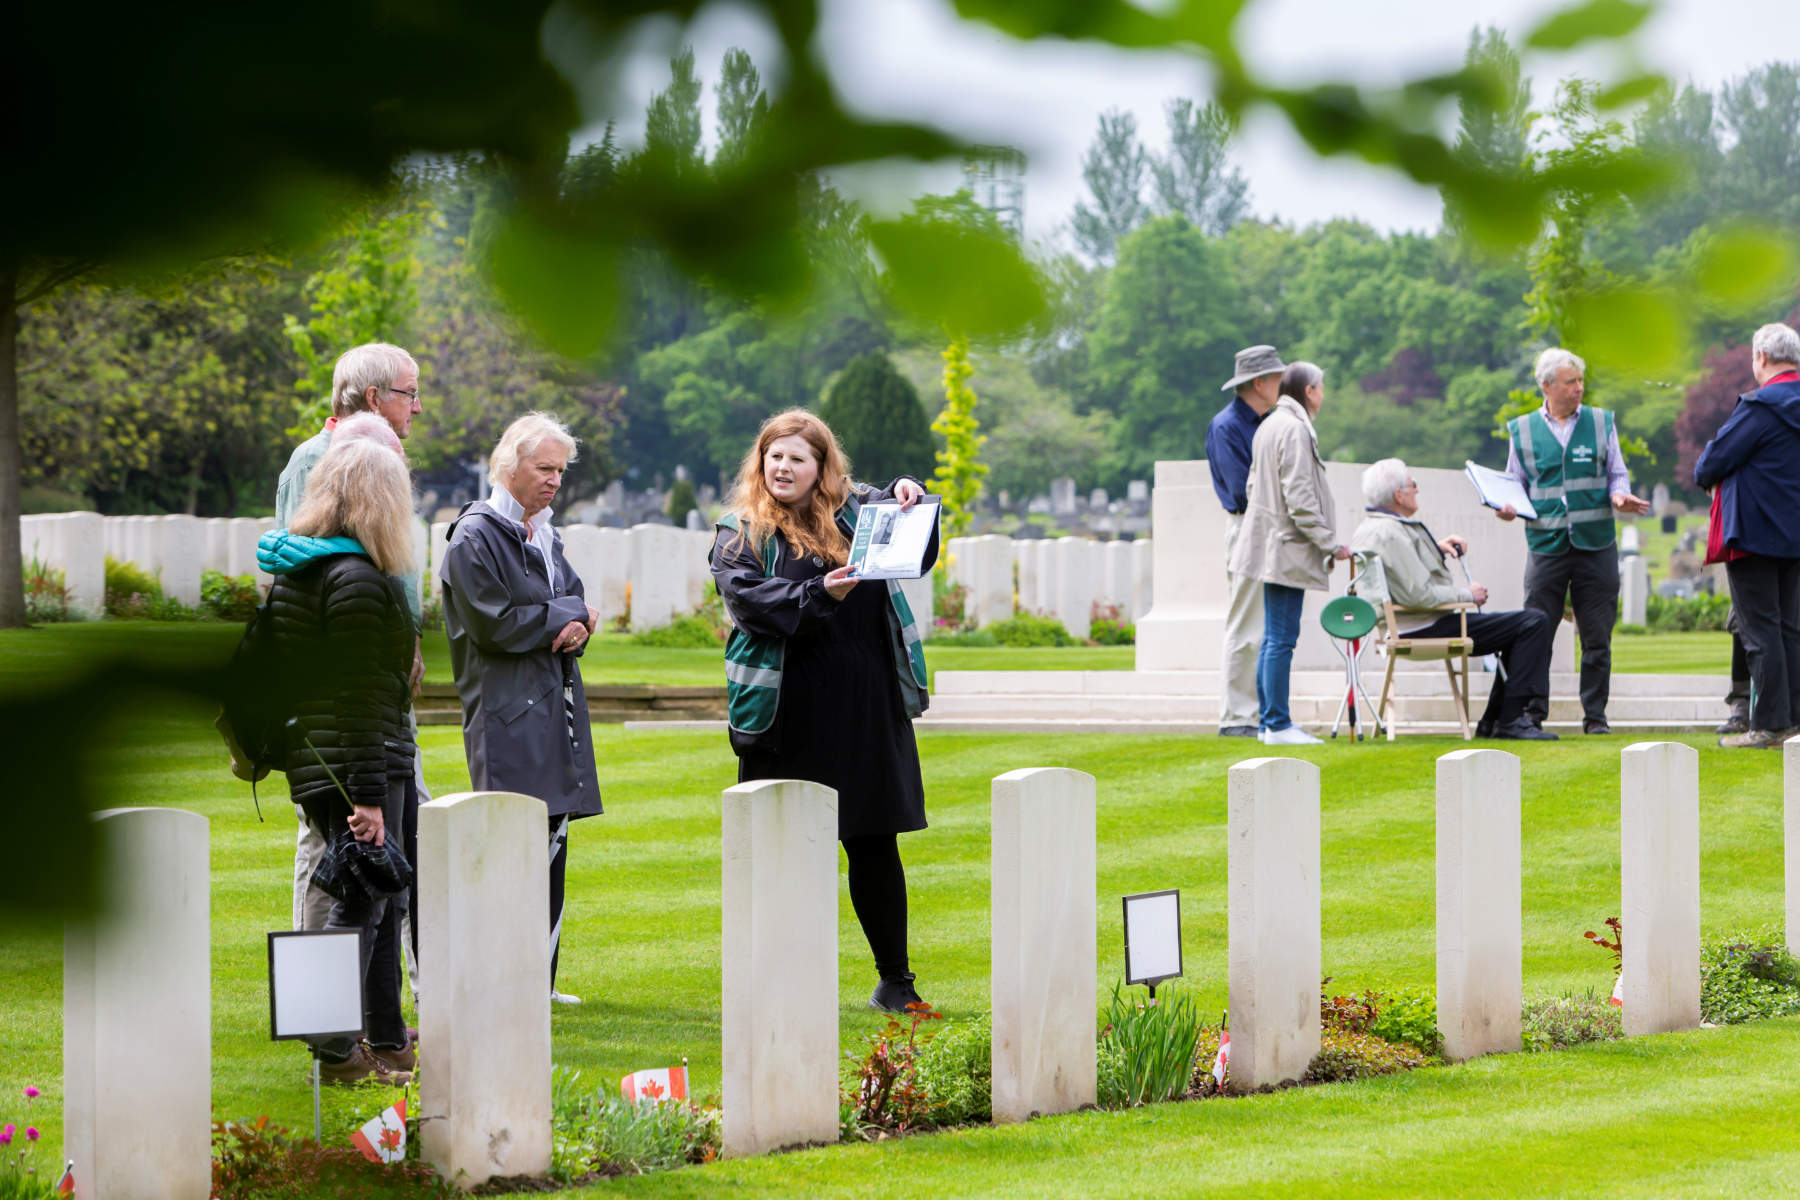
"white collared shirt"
488,486,557,589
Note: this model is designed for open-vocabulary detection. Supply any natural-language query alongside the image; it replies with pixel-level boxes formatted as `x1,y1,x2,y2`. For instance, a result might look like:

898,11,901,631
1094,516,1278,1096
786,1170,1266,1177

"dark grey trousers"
1726,556,1800,732
1522,543,1619,727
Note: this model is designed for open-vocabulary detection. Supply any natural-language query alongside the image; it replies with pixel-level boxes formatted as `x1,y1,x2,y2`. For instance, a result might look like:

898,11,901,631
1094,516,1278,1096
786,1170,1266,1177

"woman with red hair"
710,409,936,1012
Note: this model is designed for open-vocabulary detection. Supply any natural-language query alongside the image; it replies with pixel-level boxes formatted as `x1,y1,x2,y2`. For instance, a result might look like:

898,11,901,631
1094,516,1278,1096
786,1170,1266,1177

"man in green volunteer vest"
1495,347,1651,734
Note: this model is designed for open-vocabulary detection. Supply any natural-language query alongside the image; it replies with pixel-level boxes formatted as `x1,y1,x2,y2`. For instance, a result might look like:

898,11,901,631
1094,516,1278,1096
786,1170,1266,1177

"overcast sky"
584,0,1795,248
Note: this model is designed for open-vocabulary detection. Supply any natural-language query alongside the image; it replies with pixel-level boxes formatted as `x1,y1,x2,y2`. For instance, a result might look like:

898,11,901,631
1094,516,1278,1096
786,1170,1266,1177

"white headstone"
1089,488,1109,511
685,529,714,611
1620,524,1641,556
991,768,1097,1122
1789,736,1800,959
1127,480,1149,503
64,807,211,1199
1014,539,1041,618
225,518,264,579
428,521,451,598
899,574,933,639
1101,540,1135,615
418,791,552,1187
154,514,204,606
1131,538,1154,622
24,512,105,617
969,535,1015,627
721,779,839,1158
1227,756,1321,1090
1651,482,1670,516
1050,477,1077,516
1436,749,1522,1060
203,518,233,575
1046,538,1099,640
627,524,686,631
591,527,630,624
1621,554,1649,626
1620,742,1701,1036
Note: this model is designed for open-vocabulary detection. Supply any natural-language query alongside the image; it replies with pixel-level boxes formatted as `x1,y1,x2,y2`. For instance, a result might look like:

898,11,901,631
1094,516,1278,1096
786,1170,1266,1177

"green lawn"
0,622,1783,1196
1610,630,1733,675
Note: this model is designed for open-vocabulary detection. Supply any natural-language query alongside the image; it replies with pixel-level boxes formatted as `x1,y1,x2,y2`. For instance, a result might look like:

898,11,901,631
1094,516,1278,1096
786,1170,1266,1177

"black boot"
869,971,924,1014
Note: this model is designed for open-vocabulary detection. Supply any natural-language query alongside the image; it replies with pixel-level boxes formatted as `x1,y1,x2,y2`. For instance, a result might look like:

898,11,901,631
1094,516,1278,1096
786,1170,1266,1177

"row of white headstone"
67,737,1763,1192
945,534,1153,637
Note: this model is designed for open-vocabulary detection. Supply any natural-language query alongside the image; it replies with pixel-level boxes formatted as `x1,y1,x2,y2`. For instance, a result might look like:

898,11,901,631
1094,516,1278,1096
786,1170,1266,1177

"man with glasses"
275,343,431,1058
1351,458,1557,741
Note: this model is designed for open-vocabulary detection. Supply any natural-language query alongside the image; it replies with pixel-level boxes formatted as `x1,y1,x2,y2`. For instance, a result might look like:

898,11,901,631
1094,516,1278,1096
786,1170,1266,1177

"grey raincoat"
440,501,602,820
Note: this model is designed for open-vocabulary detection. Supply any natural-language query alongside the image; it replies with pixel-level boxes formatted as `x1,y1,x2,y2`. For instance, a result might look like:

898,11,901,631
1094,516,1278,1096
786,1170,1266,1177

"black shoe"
1476,719,1495,738
1218,725,1259,738
1494,718,1559,741
869,972,924,1014
1583,719,1611,735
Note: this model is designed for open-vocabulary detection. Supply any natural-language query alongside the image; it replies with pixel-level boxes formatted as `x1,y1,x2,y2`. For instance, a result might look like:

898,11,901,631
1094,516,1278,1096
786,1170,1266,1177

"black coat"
441,503,602,820
268,553,415,825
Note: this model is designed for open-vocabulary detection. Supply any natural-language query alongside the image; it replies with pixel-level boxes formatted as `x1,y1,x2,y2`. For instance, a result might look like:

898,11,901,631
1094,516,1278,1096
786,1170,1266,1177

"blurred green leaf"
869,218,1046,340
1596,73,1668,110
1692,225,1800,312
486,209,623,359
949,0,1247,52
1566,286,1690,375
1525,0,1654,51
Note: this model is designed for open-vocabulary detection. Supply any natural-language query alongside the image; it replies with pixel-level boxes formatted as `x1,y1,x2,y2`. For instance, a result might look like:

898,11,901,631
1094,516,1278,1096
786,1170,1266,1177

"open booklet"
847,498,941,580
1464,460,1538,520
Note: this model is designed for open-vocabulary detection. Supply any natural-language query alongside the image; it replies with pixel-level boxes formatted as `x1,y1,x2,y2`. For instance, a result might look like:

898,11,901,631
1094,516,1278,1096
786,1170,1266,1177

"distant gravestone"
1089,488,1108,511
1050,477,1077,516
1667,549,1700,580
1127,480,1149,504
1651,482,1670,516
627,524,686,630
1620,525,1640,556
1661,515,1678,534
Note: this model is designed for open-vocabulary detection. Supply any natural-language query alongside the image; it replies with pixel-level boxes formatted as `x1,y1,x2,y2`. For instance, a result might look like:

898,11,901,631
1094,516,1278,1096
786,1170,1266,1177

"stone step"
930,668,1730,699
922,692,1730,724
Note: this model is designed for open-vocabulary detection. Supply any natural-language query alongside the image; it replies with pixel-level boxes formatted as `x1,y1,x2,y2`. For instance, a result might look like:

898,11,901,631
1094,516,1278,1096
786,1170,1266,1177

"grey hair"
489,412,579,486
330,343,417,419
1279,361,1324,402
1362,458,1411,509
330,411,404,458
1753,322,1800,366
1534,347,1586,390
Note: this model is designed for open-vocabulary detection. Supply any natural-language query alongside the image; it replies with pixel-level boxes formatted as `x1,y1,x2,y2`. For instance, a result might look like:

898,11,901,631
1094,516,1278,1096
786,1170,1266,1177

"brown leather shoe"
318,1042,412,1086
367,1040,416,1075
1720,728,1786,749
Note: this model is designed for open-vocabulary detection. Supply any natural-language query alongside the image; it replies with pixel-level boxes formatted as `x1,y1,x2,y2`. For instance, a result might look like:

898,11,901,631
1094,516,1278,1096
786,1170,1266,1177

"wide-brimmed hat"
1220,345,1287,392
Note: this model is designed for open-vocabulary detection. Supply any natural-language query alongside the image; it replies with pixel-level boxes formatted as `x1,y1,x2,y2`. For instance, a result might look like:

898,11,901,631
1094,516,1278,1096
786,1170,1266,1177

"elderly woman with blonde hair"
258,436,421,1085
440,412,603,1006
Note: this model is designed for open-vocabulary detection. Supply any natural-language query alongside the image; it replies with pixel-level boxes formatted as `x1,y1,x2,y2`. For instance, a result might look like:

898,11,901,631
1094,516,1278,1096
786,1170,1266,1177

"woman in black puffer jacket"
257,436,418,1085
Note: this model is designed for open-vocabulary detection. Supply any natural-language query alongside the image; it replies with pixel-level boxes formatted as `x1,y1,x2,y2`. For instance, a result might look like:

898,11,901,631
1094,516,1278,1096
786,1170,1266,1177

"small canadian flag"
350,1099,407,1164
1211,1030,1231,1089
621,1065,689,1105
56,1161,74,1195
1609,974,1624,1008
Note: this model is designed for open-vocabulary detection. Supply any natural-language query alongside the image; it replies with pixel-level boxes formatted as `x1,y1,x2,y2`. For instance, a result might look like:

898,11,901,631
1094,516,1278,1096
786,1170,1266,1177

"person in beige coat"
1227,361,1348,744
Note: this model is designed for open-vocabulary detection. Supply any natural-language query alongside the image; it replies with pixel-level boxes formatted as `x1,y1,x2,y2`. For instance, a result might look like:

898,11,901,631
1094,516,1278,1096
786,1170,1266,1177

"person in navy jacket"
1695,321,1800,748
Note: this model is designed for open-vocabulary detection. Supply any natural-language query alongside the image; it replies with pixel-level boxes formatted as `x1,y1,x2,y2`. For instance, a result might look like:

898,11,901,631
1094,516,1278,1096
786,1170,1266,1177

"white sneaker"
1257,728,1267,743
551,989,583,1006
1262,725,1323,746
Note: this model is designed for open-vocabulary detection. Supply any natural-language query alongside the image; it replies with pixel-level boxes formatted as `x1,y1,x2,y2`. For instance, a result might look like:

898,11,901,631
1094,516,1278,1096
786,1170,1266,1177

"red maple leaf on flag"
379,1127,403,1152
642,1079,665,1101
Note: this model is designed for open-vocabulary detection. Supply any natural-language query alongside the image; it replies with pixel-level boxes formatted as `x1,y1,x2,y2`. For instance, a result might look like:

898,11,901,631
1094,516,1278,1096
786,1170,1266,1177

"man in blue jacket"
1695,322,1800,748
1207,345,1283,737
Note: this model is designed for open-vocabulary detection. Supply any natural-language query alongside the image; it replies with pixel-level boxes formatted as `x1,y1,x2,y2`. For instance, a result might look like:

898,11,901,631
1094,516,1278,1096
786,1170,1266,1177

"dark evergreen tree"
819,351,934,485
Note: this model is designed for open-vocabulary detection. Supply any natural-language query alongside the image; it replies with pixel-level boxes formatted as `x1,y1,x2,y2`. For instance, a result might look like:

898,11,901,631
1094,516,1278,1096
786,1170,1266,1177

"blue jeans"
1257,583,1305,732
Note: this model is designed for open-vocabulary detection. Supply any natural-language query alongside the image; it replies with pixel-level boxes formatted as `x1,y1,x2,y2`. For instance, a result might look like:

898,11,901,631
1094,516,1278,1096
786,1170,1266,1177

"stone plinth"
628,524,687,631
1436,749,1522,1060
1620,742,1701,1036
991,768,1097,1122
1137,460,1570,673
721,779,839,1158
419,791,552,1188
65,807,211,1200
1622,555,1649,627
1227,756,1320,1090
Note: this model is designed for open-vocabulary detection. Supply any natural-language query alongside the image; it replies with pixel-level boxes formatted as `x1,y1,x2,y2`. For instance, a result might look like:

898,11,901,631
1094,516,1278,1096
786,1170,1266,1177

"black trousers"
1406,608,1552,728
549,813,571,988
1522,544,1619,726
308,776,409,1060
1726,606,1751,711
843,833,909,979
1726,556,1800,732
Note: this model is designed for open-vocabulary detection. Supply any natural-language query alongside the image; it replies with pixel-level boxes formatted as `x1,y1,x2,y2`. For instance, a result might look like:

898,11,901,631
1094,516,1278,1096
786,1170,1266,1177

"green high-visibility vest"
1508,405,1617,555
715,499,929,737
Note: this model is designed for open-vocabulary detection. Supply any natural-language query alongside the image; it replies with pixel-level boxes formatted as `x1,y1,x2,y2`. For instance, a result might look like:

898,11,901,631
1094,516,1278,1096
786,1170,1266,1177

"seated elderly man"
1350,459,1557,741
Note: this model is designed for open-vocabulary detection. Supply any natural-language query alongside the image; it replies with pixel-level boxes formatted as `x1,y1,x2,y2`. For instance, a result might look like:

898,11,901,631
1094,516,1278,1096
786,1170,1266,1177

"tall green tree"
1152,99,1248,236
1089,215,1243,481
644,45,704,172
1071,110,1149,264
819,352,933,484
716,48,770,172
929,337,987,542
1443,27,1534,238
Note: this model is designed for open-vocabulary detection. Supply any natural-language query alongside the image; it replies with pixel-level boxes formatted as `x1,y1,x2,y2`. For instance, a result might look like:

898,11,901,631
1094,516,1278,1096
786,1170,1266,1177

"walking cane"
1452,545,1506,683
